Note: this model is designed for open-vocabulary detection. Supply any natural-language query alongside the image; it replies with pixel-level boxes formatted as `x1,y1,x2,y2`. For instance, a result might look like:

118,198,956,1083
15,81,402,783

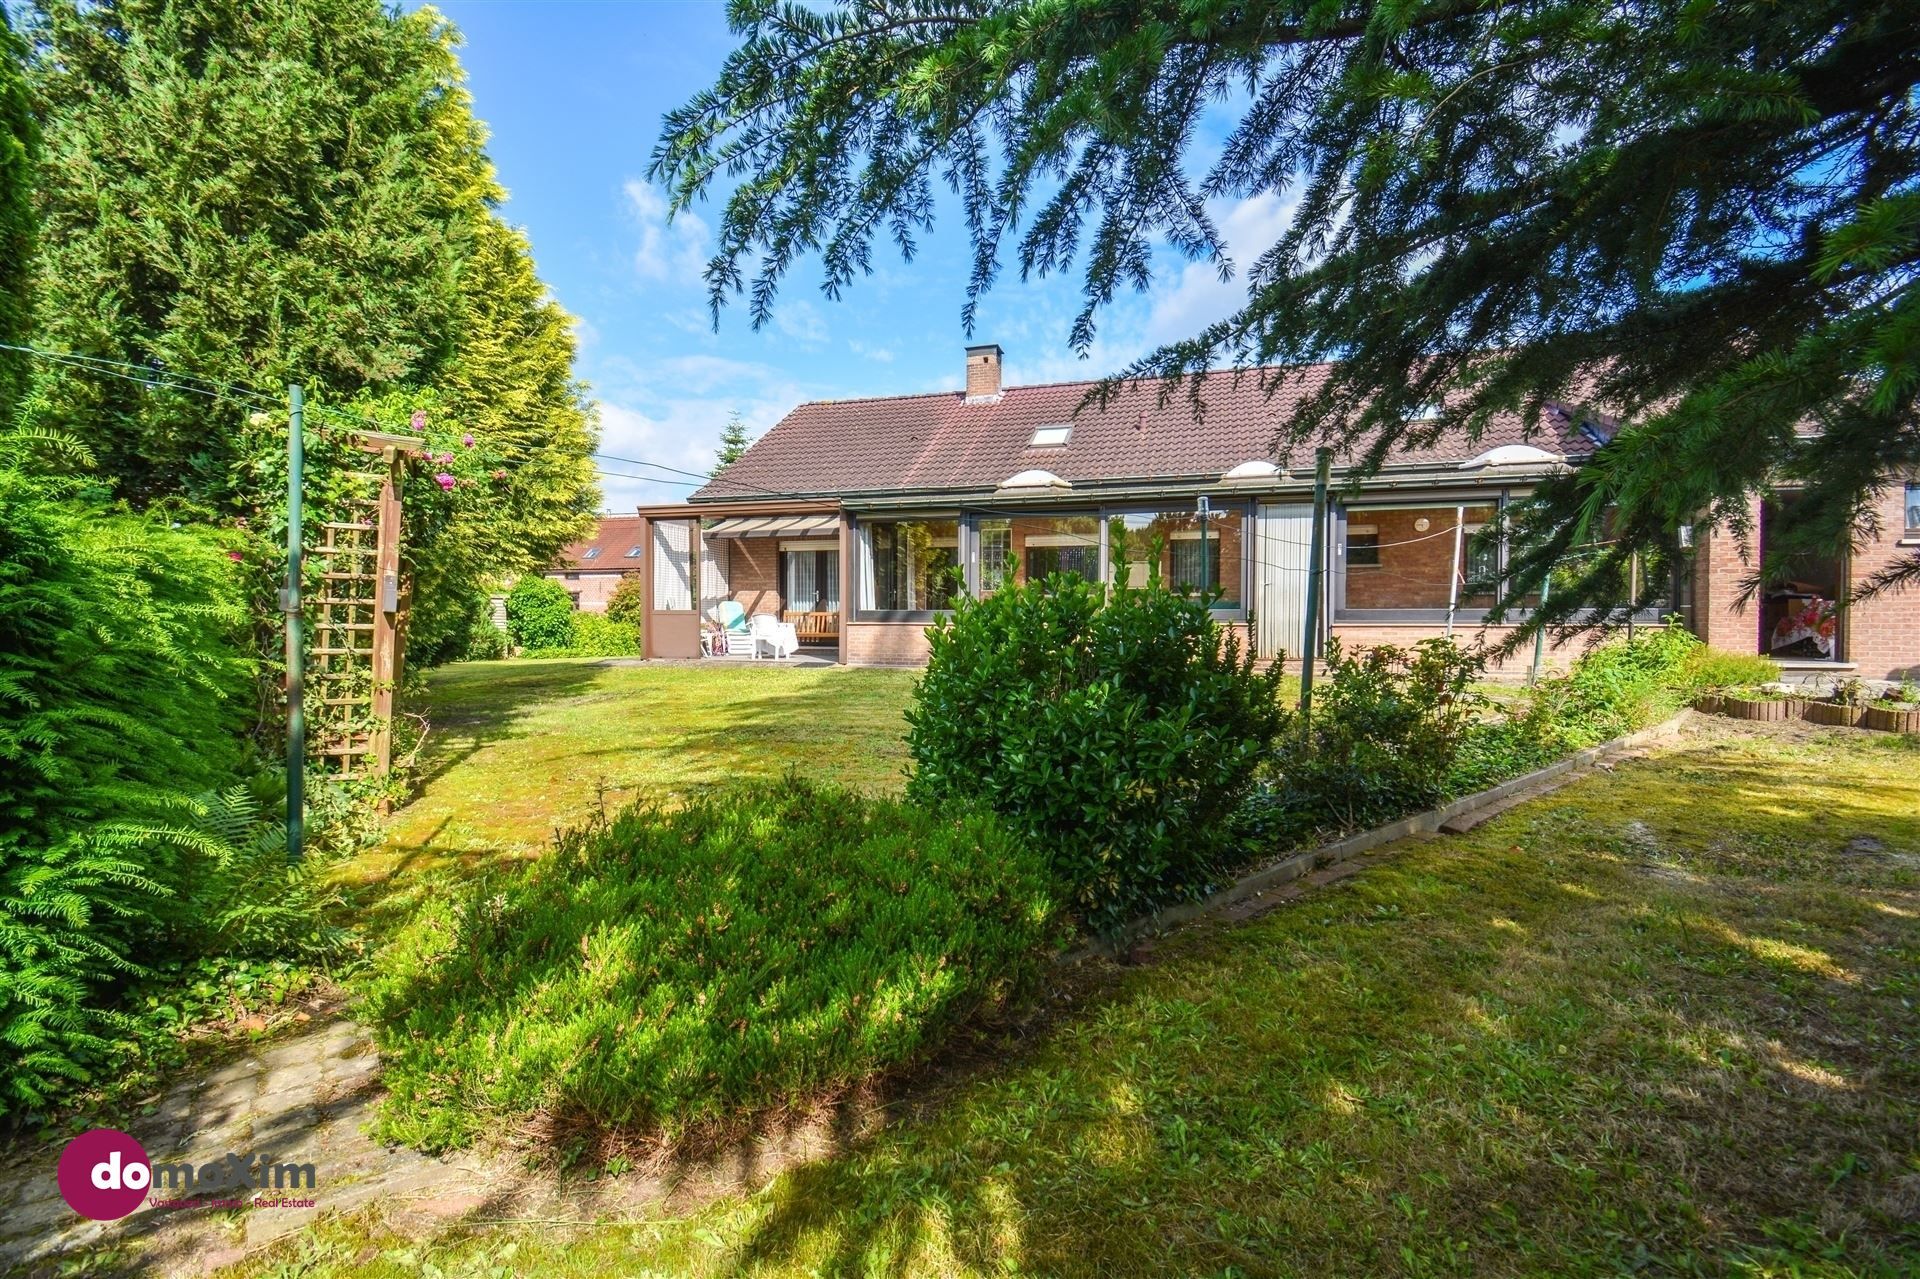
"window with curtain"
861,520,959,612
781,547,839,613
650,519,694,611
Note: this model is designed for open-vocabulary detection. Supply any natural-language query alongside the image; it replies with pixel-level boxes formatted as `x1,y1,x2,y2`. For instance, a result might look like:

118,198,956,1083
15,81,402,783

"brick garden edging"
1066,710,1696,962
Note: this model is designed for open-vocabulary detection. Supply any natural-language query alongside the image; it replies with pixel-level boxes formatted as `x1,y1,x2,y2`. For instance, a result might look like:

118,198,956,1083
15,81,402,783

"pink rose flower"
462,434,475,448
227,550,245,562
435,472,456,491
491,468,508,481
410,410,427,432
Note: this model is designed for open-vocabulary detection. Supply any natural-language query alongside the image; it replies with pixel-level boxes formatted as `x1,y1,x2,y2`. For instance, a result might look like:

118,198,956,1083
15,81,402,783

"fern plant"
0,786,350,1114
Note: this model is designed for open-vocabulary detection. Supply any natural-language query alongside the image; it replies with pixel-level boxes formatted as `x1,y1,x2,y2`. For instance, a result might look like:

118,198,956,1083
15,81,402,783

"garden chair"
715,601,756,658
750,612,800,660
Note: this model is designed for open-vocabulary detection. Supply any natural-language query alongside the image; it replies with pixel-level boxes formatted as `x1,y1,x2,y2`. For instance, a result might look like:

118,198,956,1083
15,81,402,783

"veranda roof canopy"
702,513,841,538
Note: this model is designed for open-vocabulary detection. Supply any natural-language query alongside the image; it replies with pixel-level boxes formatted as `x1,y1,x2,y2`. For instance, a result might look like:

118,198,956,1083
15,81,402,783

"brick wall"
722,537,784,617
1328,620,1605,676
845,621,933,666
1847,484,1920,679
1690,491,1918,678
544,570,629,613
1690,495,1762,656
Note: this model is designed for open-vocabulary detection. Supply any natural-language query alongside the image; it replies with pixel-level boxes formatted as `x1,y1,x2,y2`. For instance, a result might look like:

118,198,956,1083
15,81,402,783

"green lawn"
256,722,1920,1278
348,659,918,888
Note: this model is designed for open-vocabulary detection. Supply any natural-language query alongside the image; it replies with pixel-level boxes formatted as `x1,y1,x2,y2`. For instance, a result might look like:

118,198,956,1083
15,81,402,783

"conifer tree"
711,412,754,476
0,10,34,421
656,1,1920,626
22,0,597,646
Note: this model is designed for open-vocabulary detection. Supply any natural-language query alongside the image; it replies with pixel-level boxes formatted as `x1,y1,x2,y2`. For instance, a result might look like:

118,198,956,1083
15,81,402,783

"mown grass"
364,777,1060,1152
351,660,918,887
242,723,1920,1277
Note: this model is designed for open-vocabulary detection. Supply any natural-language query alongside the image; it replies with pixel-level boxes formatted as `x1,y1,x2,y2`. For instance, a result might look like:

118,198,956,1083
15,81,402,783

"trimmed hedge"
364,776,1058,1150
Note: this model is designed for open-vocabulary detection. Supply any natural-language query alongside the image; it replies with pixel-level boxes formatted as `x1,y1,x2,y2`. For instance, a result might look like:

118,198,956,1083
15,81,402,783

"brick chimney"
965,343,1003,402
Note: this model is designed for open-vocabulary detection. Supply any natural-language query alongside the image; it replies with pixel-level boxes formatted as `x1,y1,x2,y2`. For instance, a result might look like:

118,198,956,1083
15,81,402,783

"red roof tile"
692,364,1605,503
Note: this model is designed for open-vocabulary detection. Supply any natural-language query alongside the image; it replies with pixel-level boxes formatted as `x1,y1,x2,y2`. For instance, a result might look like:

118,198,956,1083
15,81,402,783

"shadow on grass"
679,747,1919,1278
399,658,616,795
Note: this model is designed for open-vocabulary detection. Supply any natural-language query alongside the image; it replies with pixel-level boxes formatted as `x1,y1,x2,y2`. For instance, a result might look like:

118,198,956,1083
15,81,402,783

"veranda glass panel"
1109,507,1242,609
1342,504,1496,610
864,520,960,611
1009,515,1101,586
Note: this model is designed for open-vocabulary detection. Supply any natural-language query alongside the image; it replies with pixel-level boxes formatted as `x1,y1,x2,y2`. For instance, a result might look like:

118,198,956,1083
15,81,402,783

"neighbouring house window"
861,519,960,612
780,545,840,614
1108,507,1243,610
1346,524,1381,568
563,571,580,581
582,547,602,560
624,545,643,558
977,518,1013,592
1907,481,1920,536
1014,514,1102,585
1338,504,1497,611
567,591,581,607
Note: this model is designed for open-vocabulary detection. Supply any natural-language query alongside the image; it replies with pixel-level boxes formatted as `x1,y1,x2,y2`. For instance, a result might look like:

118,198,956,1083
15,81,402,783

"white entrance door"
1255,503,1315,661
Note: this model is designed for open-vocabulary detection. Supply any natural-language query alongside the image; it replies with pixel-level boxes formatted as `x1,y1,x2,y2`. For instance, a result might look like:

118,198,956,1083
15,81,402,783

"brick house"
624,345,1920,680
547,513,644,612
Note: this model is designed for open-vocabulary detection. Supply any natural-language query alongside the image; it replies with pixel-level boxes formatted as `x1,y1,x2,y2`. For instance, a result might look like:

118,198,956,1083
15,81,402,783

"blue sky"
435,1,1287,511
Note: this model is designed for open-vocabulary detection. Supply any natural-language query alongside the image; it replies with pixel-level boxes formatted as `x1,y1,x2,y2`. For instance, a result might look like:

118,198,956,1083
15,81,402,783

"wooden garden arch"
308,431,423,780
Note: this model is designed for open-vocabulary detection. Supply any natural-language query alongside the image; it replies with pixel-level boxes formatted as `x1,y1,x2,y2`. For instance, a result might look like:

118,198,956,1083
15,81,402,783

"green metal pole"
284,384,305,864
1298,447,1332,721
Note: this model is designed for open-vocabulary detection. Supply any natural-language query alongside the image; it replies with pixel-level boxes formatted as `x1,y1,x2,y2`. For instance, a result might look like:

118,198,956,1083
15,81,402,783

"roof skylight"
1029,424,1071,447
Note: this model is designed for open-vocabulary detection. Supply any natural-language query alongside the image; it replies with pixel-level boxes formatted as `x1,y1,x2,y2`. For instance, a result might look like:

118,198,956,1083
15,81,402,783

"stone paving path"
0,1018,867,1277
0,1021,454,1275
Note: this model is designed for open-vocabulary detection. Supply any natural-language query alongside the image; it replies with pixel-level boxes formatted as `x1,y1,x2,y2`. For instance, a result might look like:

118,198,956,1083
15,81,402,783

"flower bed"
1863,704,1920,734
1717,692,1808,722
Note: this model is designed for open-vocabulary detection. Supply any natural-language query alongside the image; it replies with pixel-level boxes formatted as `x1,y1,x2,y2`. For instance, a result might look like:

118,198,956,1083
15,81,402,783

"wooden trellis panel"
308,446,407,779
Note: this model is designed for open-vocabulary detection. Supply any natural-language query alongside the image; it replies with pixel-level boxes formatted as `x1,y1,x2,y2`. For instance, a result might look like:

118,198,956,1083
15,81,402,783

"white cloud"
773,299,829,346
587,355,809,513
624,179,710,286
1143,190,1300,348
848,338,895,363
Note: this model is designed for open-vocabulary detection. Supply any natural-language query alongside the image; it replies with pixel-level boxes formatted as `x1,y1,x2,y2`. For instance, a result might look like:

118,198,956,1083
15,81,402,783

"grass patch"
352,660,917,886
363,776,1059,1152
243,723,1920,1277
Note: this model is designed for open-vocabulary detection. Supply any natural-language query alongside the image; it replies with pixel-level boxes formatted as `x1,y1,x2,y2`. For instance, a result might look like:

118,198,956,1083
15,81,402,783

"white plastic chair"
750,613,800,659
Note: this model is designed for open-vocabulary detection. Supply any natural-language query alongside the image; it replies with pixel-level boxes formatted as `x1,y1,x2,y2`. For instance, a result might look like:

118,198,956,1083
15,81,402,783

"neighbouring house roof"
691,363,1612,504
552,513,646,570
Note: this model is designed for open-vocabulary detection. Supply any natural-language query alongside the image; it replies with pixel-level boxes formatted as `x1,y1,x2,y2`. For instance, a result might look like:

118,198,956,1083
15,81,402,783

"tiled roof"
692,364,1608,503
553,513,646,570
